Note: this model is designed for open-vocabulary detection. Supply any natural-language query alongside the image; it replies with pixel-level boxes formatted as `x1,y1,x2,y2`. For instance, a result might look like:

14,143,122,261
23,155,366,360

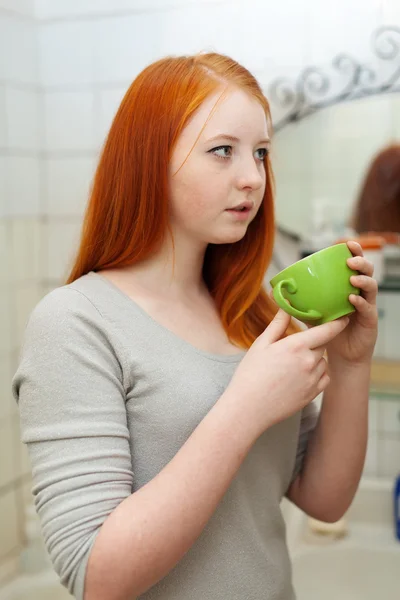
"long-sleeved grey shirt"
12,271,318,600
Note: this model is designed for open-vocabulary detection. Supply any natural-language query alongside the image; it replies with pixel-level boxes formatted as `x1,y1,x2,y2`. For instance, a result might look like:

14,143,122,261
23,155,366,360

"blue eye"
208,145,269,161
256,148,269,161
209,145,232,159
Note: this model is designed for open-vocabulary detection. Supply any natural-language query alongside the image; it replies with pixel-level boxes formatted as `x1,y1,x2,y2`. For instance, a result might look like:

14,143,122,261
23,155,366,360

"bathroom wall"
1,0,400,583
0,0,42,584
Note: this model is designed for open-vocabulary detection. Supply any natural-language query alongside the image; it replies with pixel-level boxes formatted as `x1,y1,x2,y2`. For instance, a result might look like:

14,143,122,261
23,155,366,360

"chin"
207,228,248,245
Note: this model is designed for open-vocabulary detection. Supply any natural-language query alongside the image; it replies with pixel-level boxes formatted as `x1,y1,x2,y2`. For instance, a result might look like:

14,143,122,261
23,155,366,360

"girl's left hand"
326,240,378,365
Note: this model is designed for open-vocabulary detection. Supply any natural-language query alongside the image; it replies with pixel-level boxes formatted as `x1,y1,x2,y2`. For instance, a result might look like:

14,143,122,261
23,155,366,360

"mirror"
272,93,400,243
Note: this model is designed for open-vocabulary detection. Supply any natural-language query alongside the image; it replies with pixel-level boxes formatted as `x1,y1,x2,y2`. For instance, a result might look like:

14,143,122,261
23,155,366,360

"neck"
124,234,209,300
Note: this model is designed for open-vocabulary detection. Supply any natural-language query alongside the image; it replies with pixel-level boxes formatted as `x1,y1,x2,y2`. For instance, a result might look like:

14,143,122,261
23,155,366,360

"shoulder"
26,284,104,337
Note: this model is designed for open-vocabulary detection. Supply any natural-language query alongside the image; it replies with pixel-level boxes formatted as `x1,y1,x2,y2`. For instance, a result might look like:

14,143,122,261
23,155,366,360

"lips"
226,201,253,212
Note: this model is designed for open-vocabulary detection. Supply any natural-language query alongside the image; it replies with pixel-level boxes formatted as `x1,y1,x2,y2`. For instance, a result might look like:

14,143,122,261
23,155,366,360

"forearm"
288,359,371,522
84,391,256,600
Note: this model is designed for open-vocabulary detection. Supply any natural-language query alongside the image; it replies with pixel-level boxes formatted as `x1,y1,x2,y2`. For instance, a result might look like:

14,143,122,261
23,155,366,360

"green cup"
269,243,360,325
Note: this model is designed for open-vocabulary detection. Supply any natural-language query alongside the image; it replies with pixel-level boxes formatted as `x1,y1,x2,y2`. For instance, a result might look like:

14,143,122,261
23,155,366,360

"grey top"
12,271,318,600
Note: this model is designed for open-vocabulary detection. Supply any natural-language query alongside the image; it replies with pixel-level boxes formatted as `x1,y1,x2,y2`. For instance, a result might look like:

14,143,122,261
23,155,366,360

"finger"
347,255,374,277
263,309,292,344
346,240,364,257
314,356,328,380
316,372,331,394
349,293,378,317
300,316,349,349
349,274,378,305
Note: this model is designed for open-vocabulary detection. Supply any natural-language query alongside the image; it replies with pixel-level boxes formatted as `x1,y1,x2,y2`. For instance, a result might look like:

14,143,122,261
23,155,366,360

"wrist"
327,354,372,375
214,389,267,447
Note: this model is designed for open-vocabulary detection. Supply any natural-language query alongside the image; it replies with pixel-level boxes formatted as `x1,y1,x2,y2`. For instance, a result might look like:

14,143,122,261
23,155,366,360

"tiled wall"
0,0,41,584
1,0,400,583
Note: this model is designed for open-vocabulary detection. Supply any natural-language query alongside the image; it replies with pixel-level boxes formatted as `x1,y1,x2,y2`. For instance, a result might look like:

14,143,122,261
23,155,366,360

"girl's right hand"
223,309,349,441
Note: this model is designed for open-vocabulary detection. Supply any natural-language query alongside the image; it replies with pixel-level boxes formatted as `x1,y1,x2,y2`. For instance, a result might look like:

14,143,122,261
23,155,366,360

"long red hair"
66,52,297,348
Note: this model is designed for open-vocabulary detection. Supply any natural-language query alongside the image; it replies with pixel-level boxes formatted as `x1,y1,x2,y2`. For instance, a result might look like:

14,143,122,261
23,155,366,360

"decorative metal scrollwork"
267,25,400,132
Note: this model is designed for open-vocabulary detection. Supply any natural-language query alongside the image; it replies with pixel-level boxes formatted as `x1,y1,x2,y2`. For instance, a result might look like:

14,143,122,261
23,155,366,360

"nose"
234,156,265,192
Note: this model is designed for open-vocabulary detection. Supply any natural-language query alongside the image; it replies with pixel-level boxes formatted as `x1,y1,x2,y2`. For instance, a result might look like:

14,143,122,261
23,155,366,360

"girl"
12,53,378,600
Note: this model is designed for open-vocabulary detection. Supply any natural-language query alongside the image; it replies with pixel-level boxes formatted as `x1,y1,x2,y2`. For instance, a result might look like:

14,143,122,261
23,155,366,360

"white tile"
0,286,11,354
5,87,41,151
92,13,164,84
382,294,400,360
0,156,6,218
381,400,400,435
39,21,94,86
36,0,223,19
363,432,378,476
97,87,127,147
14,420,31,478
45,220,82,280
381,2,400,25
0,219,10,283
305,0,382,66
5,156,41,217
0,489,20,560
0,85,6,147
14,283,44,350
0,16,38,84
378,436,400,478
44,91,96,151
373,293,386,358
0,0,34,16
368,398,378,433
0,417,18,487
46,157,96,217
0,354,15,421
9,219,45,282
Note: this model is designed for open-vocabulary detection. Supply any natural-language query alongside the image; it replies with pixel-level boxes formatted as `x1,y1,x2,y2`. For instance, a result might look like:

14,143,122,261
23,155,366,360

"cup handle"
273,278,322,321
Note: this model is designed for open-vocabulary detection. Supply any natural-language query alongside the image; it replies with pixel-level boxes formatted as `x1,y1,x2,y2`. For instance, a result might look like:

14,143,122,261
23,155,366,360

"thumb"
263,309,291,344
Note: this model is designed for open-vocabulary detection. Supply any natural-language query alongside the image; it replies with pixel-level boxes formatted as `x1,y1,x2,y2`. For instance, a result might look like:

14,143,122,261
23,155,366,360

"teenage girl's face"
168,87,269,246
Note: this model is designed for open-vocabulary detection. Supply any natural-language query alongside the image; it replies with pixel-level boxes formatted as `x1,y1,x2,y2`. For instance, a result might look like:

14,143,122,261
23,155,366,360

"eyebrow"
206,134,271,145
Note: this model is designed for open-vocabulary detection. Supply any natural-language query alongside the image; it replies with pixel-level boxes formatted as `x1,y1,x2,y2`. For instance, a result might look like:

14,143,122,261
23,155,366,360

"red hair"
66,53,297,348
351,144,400,234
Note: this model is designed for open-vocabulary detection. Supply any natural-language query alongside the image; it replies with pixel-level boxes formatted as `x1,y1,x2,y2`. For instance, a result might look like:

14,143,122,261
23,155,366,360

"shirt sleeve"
290,397,320,483
12,287,134,600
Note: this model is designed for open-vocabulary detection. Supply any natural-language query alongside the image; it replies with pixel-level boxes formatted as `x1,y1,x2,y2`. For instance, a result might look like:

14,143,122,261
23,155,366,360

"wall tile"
378,436,400,478
0,489,20,561
5,156,41,217
5,87,41,151
381,294,400,360
0,84,6,147
92,13,164,84
0,16,37,84
35,0,224,19
381,399,400,435
45,220,82,280
13,283,44,350
0,157,6,219
96,87,127,147
0,354,16,421
44,91,96,151
46,157,96,217
363,431,378,476
39,21,94,86
305,0,383,66
0,285,11,354
9,219,45,283
0,0,34,16
0,417,18,487
369,398,379,433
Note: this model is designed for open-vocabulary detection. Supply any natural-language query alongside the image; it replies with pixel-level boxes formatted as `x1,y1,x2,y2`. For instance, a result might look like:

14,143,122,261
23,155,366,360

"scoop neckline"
87,271,247,364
